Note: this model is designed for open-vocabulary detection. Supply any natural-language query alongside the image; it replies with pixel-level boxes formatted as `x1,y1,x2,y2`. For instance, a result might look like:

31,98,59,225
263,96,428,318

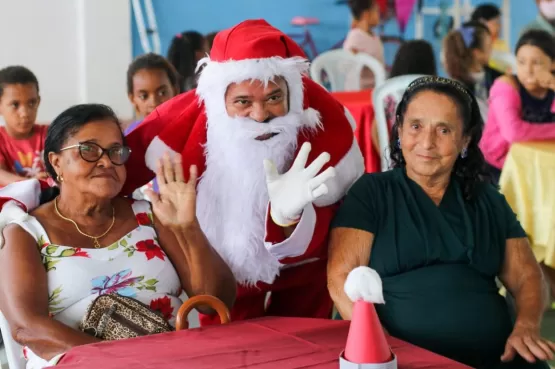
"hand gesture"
263,142,336,226
501,322,555,363
145,153,198,230
534,68,555,91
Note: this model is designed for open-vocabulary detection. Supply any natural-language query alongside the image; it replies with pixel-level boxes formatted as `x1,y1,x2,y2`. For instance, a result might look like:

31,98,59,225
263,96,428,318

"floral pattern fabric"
9,200,183,369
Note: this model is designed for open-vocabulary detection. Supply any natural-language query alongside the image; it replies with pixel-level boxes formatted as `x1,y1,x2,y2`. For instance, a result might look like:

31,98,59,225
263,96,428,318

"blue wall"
131,0,540,72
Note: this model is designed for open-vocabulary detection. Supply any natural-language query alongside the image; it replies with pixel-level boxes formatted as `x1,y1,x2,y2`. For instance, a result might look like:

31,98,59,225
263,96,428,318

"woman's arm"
0,224,99,360
154,220,236,313
327,227,373,320
489,76,555,142
499,237,555,362
147,154,236,314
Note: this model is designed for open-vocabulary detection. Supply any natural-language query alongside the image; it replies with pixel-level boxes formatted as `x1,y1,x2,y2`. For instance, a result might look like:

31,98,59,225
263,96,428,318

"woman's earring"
461,148,468,159
57,174,64,183
397,138,401,148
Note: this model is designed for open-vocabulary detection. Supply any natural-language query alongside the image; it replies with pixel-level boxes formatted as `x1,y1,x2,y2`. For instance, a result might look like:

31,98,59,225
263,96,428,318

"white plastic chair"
490,50,517,72
310,49,386,92
372,74,426,171
0,311,25,369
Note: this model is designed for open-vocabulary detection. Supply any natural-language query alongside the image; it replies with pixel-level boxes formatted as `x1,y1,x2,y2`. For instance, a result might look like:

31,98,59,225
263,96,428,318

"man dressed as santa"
0,19,364,325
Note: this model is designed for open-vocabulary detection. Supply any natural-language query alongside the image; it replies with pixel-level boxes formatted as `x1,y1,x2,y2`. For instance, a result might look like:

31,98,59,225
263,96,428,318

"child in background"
0,66,47,186
126,53,180,200
481,29,555,182
443,21,501,120
126,53,180,135
167,31,209,92
371,40,437,155
343,0,384,89
471,3,511,72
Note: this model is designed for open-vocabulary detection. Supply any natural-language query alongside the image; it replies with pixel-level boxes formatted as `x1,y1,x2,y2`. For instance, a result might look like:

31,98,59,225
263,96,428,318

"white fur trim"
302,107,322,130
145,136,179,172
313,138,364,207
196,56,309,123
265,203,316,260
344,106,357,131
344,266,385,304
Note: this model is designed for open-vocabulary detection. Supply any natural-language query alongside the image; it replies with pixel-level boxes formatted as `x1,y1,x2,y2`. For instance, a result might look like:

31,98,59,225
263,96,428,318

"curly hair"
389,76,491,201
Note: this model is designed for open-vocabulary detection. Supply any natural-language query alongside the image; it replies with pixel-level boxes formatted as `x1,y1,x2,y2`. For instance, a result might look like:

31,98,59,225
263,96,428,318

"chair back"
0,311,25,369
372,74,426,171
310,49,386,92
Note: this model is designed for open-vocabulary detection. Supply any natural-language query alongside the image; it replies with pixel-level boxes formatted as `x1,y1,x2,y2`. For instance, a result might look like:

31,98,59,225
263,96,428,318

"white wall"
0,0,133,123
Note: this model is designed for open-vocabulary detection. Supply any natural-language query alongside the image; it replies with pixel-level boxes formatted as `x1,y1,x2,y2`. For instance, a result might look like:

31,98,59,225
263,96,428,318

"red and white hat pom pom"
340,266,397,369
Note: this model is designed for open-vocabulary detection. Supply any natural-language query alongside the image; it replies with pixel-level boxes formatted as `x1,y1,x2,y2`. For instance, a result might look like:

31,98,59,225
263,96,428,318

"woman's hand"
145,153,198,230
501,322,555,363
534,68,555,91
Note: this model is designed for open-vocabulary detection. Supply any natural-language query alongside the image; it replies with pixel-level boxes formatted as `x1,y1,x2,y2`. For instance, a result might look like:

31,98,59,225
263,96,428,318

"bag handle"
175,295,231,330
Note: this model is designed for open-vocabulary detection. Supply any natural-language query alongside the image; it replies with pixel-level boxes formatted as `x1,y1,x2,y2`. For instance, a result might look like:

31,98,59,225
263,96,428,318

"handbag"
80,293,174,340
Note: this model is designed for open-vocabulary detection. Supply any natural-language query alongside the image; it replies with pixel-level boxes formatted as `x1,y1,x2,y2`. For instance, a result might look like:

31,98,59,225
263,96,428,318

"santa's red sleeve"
264,78,364,264
121,91,200,196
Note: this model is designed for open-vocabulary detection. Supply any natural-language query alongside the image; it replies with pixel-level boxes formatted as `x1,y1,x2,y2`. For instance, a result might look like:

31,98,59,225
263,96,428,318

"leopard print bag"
80,293,174,340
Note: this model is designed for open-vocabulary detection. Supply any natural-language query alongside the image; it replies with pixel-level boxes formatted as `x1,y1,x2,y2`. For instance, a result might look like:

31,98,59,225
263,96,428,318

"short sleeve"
331,174,379,234
501,194,527,239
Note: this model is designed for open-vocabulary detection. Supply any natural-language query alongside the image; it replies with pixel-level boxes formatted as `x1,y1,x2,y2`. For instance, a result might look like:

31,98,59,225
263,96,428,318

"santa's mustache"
215,113,303,140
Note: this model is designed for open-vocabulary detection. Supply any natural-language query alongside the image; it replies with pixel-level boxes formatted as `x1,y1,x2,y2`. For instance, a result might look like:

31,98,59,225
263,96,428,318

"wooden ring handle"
175,295,231,330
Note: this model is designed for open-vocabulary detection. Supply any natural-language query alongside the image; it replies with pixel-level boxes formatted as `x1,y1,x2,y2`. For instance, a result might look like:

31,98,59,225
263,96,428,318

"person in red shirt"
0,66,47,186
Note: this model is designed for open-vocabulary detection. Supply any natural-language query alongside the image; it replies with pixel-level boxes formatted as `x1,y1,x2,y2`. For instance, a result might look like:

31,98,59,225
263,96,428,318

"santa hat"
340,267,397,369
123,19,364,203
195,19,321,129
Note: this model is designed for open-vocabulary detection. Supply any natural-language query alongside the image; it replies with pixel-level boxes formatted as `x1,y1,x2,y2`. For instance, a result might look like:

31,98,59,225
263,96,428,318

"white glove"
263,142,336,227
0,200,29,249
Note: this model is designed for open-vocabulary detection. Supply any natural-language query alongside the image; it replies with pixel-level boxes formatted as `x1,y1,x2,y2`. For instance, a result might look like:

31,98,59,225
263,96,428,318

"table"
54,317,470,369
332,90,380,173
500,142,555,267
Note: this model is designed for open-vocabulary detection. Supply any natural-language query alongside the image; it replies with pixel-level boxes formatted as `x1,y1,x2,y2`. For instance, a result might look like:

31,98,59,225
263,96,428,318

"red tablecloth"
55,317,470,369
332,90,380,173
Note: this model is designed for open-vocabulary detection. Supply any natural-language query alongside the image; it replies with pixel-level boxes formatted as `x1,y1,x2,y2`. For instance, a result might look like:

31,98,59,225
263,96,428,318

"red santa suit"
0,19,364,326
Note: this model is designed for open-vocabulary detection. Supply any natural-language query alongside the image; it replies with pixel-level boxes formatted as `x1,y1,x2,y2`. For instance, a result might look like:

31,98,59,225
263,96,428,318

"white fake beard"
196,110,301,285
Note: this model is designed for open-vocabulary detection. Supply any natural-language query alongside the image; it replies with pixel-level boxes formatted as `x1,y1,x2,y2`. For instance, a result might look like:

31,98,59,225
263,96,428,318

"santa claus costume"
0,19,364,326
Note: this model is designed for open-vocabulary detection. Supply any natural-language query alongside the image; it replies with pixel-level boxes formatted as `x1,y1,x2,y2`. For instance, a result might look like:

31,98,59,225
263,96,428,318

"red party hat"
343,267,393,364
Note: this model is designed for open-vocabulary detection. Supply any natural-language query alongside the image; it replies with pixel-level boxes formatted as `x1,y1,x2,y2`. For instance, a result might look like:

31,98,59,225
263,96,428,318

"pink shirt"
0,125,47,177
480,79,555,169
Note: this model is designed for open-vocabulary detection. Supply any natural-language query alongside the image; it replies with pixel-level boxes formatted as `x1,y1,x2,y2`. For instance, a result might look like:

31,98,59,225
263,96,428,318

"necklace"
54,197,116,249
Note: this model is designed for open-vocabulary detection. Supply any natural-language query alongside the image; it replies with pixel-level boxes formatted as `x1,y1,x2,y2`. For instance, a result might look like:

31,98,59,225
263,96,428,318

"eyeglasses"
60,142,131,166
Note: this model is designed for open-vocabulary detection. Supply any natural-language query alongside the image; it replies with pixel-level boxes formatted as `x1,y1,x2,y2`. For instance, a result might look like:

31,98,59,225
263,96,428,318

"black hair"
389,76,491,200
0,65,39,99
389,40,437,78
167,31,206,92
443,21,491,86
516,29,555,60
206,31,219,52
347,0,376,20
126,53,179,95
471,3,501,22
43,104,123,180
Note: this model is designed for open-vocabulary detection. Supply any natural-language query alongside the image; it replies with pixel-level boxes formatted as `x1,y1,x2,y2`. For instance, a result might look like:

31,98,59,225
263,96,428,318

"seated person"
522,0,555,35
328,76,555,368
0,104,235,369
371,40,437,157
481,29,555,182
0,66,48,186
471,3,511,72
343,0,384,89
125,53,180,135
443,21,501,121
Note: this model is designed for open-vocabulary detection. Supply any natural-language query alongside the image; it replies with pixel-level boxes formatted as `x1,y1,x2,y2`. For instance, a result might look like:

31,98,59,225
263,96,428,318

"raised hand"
263,142,336,227
145,153,198,230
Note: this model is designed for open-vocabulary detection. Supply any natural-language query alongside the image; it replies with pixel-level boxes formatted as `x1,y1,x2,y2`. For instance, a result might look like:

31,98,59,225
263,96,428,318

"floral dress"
8,200,183,368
